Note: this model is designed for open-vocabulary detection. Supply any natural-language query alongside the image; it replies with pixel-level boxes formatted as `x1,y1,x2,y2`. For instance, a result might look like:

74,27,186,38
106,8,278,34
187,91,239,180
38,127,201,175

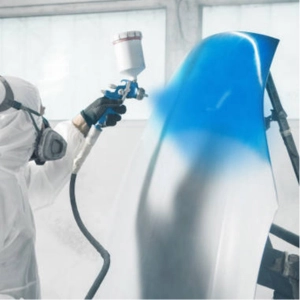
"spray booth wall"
0,9,166,120
0,2,298,120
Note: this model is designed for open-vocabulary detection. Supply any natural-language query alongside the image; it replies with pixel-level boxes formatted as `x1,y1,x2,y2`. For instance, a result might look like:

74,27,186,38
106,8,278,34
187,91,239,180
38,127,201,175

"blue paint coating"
153,32,279,160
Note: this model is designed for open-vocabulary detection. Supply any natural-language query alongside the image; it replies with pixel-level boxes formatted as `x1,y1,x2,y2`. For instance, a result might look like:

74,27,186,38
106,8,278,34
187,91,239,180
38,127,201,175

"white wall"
0,9,166,120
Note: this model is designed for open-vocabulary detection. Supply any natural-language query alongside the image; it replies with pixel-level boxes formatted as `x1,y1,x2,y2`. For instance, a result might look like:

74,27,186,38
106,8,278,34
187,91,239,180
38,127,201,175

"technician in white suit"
0,75,125,299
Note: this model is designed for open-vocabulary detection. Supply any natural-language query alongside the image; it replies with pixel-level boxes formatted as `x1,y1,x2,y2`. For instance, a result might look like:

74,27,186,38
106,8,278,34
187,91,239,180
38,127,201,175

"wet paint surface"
153,32,279,159
100,32,279,299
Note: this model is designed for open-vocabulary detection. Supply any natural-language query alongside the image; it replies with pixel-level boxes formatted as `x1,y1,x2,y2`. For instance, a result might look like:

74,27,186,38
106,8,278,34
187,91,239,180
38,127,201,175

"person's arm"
72,113,90,137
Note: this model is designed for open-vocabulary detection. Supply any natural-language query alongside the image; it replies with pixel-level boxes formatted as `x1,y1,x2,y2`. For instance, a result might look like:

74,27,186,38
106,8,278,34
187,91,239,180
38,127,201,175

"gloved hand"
81,97,126,127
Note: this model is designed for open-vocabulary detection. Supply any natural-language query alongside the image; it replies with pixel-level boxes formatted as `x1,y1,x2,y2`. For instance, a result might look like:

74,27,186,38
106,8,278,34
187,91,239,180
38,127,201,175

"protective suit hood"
0,76,43,172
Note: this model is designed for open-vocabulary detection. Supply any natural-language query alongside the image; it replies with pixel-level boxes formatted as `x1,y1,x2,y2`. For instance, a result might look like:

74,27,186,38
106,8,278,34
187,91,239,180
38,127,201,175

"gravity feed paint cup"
112,31,145,80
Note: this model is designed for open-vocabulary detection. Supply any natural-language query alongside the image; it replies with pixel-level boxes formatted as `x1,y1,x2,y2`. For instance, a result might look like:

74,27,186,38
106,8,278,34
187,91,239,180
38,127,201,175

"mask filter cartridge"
36,127,67,162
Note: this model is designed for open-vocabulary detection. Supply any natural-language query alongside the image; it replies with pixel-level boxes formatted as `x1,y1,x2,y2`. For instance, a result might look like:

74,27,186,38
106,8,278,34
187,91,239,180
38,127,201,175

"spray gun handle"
95,107,116,129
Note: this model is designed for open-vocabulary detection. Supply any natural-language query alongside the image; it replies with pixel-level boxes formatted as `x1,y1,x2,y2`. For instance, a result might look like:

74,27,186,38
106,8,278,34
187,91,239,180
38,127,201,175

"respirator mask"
0,76,67,165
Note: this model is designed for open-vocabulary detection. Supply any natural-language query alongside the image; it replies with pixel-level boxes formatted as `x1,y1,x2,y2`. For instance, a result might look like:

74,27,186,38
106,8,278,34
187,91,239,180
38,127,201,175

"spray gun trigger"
122,80,132,101
109,84,117,89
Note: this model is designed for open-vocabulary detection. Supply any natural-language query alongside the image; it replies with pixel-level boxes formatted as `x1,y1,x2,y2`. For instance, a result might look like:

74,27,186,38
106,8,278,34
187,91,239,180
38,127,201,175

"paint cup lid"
112,31,142,44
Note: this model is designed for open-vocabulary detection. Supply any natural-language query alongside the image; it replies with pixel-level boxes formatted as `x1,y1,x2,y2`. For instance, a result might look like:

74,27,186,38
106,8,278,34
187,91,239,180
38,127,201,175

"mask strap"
26,109,42,133
7,98,41,116
0,75,42,133
0,75,15,112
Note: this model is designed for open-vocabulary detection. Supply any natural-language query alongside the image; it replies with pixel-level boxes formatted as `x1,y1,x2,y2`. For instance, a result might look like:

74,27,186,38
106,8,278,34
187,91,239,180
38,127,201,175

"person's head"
0,76,43,171
0,76,67,171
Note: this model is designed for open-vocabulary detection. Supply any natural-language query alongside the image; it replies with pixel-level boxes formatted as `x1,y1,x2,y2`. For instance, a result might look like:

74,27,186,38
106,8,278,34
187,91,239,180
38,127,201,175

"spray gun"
70,31,146,299
73,31,146,173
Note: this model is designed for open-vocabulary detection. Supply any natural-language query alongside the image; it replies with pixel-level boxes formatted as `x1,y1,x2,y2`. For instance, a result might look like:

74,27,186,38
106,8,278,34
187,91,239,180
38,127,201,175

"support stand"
265,73,299,183
257,73,299,299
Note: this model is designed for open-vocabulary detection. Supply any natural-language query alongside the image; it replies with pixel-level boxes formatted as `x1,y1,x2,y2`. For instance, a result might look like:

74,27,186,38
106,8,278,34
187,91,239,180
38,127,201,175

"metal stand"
257,73,299,299
258,238,299,299
265,73,299,183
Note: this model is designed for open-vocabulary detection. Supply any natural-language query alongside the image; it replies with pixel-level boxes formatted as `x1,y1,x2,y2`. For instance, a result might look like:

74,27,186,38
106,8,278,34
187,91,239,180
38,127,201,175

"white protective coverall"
0,76,85,299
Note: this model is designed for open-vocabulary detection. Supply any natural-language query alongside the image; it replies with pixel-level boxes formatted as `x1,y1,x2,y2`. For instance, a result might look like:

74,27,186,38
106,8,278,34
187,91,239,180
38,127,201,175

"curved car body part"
100,32,279,299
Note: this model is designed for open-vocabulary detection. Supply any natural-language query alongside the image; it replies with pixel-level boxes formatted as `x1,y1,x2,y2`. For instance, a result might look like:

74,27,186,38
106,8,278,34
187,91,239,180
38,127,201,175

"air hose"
68,79,146,298
69,172,110,299
69,125,110,299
